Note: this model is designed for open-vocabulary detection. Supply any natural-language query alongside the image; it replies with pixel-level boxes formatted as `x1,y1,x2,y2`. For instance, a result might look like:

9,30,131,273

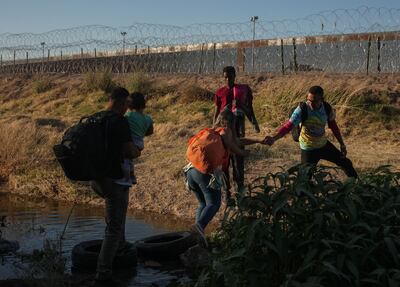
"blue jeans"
187,168,222,230
91,178,129,280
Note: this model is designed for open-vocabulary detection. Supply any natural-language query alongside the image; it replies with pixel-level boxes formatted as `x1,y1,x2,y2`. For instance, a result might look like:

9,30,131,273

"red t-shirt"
214,84,252,114
214,86,233,113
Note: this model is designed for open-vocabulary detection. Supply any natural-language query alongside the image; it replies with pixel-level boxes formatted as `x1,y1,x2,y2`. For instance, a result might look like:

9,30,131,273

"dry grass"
0,72,399,219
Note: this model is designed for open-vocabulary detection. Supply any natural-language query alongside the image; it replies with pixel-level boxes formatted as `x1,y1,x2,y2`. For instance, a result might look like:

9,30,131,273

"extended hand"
263,136,275,146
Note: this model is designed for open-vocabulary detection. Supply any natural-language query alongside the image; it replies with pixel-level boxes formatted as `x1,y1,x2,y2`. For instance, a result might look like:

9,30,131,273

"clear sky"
1,0,400,34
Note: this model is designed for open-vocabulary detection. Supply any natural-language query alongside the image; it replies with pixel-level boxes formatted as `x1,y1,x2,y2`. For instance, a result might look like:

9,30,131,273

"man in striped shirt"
263,85,358,178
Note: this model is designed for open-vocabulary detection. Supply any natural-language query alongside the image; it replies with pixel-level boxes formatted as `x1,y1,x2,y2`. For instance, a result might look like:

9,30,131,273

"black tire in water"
71,240,137,271
135,231,197,259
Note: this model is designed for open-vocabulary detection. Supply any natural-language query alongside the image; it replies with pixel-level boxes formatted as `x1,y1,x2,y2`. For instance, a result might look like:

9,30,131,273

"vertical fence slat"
292,38,298,73
280,39,285,75
377,36,381,73
199,43,204,74
212,43,216,73
366,36,371,75
237,46,245,72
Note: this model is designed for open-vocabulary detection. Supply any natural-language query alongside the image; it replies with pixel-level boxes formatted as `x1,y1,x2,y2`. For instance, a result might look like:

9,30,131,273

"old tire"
135,231,197,259
71,240,137,271
0,239,19,254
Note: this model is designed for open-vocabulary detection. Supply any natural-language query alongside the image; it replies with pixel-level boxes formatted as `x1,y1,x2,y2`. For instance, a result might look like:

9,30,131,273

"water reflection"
0,192,192,286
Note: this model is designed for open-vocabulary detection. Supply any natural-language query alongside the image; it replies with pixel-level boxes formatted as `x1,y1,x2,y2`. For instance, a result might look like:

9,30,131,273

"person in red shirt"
213,66,260,192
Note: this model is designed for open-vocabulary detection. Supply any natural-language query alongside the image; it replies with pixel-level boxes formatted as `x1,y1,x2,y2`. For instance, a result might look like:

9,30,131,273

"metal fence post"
60,50,63,60
280,39,285,75
199,43,204,74
94,48,97,58
366,36,371,75
26,52,29,64
377,36,381,73
237,46,245,73
292,38,298,73
212,43,217,73
48,49,50,61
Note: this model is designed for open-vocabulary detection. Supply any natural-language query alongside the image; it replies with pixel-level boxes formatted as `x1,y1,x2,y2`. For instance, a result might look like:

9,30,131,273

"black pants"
301,141,358,178
231,115,245,188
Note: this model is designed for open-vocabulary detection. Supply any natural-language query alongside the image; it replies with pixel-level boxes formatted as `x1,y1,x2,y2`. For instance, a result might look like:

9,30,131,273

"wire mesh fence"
0,6,399,74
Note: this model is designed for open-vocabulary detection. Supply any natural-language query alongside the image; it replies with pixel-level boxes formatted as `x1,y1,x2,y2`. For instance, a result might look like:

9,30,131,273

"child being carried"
116,92,153,186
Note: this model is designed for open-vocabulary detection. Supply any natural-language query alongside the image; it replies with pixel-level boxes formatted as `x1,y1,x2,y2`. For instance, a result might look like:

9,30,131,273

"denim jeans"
91,178,129,280
187,168,222,230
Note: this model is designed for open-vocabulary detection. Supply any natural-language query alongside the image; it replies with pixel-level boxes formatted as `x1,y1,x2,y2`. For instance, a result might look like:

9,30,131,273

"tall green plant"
196,165,400,287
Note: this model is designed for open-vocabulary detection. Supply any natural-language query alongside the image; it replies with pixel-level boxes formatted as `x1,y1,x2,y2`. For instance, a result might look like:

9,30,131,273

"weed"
33,78,52,94
84,70,115,93
14,238,66,287
126,72,153,94
195,165,400,287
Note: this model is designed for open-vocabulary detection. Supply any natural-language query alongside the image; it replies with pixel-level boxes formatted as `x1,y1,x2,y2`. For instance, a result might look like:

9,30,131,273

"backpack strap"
299,102,308,124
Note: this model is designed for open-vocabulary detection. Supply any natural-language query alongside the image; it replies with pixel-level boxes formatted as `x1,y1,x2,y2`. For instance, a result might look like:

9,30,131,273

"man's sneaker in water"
191,223,208,248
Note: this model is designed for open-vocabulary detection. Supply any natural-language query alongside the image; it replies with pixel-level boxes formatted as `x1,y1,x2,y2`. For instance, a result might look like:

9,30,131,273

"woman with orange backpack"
185,108,261,242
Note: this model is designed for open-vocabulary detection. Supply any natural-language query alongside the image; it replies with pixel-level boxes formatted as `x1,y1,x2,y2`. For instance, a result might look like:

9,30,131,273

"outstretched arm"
240,138,263,145
263,120,294,145
220,129,248,157
264,106,302,145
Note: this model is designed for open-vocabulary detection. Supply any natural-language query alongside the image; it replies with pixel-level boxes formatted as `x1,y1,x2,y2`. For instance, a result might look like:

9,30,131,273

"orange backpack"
186,128,227,174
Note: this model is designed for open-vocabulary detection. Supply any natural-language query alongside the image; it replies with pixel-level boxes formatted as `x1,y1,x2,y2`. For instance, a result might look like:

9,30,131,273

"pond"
0,191,192,286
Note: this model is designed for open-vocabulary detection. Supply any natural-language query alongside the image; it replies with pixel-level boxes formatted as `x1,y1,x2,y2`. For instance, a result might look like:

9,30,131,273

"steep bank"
0,72,399,219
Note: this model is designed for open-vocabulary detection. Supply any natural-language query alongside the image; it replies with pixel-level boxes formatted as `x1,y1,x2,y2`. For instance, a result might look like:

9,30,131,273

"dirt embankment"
0,72,399,219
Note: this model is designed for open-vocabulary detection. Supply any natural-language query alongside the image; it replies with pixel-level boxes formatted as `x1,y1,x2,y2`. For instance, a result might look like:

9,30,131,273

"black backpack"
290,101,332,142
53,111,115,181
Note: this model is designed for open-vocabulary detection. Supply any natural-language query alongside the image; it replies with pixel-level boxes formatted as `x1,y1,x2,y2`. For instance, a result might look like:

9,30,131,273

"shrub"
197,165,400,287
84,70,115,93
33,78,53,94
126,72,152,94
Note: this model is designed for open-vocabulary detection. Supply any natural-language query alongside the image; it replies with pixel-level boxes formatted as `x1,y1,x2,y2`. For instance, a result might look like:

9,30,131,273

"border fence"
0,7,400,74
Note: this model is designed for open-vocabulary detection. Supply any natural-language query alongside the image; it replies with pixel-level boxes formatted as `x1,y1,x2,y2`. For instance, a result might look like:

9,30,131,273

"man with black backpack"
54,87,139,285
263,86,358,178
90,87,140,286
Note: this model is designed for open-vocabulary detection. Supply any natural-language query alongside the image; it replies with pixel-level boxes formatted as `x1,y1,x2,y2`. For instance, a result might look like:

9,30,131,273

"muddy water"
0,191,192,286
